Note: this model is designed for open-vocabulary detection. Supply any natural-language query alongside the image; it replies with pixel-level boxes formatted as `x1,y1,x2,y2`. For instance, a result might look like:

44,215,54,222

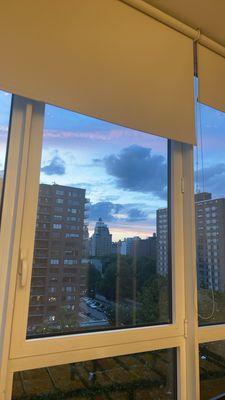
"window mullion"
182,142,200,399
0,96,44,398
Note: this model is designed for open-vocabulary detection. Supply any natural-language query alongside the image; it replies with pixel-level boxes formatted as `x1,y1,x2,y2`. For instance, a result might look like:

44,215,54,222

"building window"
54,206,63,212
65,233,79,238
53,215,62,221
64,259,78,265
56,198,64,204
67,208,77,214
66,216,76,221
53,223,62,229
50,259,59,265
55,189,64,195
49,287,57,293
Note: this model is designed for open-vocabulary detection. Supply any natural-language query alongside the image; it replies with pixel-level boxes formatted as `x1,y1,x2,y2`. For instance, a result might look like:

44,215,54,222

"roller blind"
198,45,225,114
0,0,195,143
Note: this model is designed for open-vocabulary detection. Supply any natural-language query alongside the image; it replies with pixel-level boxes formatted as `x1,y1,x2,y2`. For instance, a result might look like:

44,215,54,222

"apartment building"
156,208,168,276
28,183,89,332
195,193,225,291
157,193,225,291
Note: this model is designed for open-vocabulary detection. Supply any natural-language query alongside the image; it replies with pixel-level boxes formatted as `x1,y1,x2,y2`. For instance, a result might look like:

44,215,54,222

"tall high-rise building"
28,183,89,332
156,193,225,291
90,218,112,257
156,208,168,276
195,193,225,291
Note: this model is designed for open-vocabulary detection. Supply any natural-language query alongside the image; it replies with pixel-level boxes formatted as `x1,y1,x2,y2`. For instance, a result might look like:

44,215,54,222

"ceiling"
143,0,225,47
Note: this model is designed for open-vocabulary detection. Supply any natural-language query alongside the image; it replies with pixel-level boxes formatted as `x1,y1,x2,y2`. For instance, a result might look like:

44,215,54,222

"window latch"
19,251,28,287
184,319,188,338
181,176,185,194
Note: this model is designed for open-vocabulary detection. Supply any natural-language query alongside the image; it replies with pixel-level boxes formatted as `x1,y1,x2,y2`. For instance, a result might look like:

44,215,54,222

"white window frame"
1,95,217,399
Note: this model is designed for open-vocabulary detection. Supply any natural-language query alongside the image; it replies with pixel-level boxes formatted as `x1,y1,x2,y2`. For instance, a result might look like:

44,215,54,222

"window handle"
19,253,28,287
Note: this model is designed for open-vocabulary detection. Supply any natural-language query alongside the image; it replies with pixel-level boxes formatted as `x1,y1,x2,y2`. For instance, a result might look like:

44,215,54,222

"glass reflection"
0,90,12,216
200,341,225,399
27,104,170,338
12,349,176,399
195,103,225,325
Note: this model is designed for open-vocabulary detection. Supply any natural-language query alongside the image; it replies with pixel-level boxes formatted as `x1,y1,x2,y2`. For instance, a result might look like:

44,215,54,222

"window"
56,189,64,195
0,91,12,213
56,198,63,204
67,208,77,214
65,233,79,238
53,215,62,221
54,206,63,212
22,103,170,339
49,287,57,293
200,341,225,399
65,295,76,301
66,216,76,221
12,349,177,400
53,223,62,229
64,259,78,265
195,104,225,325
50,259,59,265
51,232,61,239
5,98,188,400
62,286,74,293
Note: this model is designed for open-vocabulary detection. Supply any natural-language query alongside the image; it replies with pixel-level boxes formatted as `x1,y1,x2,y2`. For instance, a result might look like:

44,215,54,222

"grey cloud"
69,182,93,191
89,202,123,222
101,195,120,202
92,158,103,165
41,156,65,176
195,163,225,196
127,208,147,221
104,145,167,199
89,201,148,223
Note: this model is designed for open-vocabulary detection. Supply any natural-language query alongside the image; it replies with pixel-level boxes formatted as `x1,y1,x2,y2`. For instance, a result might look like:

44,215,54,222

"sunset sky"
0,90,225,241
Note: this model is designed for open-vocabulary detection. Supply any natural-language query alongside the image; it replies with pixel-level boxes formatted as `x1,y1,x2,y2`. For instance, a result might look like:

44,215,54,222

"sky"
41,105,167,240
0,90,225,240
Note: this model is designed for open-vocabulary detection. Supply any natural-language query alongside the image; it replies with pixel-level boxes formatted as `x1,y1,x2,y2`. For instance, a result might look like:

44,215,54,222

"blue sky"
0,90,225,240
41,104,168,240
195,102,225,197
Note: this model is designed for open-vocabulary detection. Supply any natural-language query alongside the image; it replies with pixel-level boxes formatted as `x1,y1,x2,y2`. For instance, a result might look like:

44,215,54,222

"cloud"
41,155,66,176
195,163,225,196
101,195,120,202
89,202,123,222
89,201,148,223
127,208,147,221
92,158,102,164
104,145,167,199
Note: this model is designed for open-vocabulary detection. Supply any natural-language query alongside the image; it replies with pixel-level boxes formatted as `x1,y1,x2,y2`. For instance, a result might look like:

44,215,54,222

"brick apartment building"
28,183,89,332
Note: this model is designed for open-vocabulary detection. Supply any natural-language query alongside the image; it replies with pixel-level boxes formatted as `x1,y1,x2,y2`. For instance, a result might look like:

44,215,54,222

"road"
78,298,109,327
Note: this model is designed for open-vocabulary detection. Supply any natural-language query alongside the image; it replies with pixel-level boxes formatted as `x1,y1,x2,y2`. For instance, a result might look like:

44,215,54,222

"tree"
138,275,169,324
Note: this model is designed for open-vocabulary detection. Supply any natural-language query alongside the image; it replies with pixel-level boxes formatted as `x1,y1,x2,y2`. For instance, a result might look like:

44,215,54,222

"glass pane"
12,348,176,399
195,103,225,325
27,104,170,338
0,90,12,216
200,341,225,399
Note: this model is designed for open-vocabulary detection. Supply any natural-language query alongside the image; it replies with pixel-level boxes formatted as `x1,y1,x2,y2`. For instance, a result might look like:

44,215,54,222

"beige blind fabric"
0,0,195,143
198,45,225,114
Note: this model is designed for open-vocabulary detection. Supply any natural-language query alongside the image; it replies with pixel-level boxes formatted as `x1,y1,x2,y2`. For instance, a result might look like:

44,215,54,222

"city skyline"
1,91,225,240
